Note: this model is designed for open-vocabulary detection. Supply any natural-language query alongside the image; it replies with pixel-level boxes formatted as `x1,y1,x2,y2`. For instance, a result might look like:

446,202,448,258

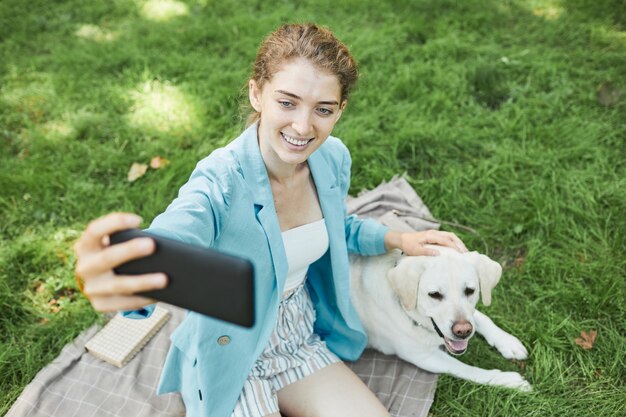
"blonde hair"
245,23,358,126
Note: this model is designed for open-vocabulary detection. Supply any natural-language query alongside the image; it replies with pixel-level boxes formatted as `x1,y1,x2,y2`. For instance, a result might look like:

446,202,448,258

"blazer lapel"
235,125,344,293
236,124,288,289
308,149,345,259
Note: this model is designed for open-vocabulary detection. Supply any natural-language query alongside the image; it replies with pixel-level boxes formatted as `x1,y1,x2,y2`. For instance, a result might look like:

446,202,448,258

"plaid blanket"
7,176,439,417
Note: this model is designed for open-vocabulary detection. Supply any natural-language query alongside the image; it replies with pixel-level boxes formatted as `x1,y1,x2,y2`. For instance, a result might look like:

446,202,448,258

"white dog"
350,246,532,391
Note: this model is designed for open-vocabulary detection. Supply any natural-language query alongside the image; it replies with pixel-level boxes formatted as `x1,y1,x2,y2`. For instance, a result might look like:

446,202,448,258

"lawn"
1,0,624,415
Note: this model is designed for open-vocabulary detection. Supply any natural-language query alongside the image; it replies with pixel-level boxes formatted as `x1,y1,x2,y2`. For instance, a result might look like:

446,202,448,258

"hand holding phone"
110,229,255,328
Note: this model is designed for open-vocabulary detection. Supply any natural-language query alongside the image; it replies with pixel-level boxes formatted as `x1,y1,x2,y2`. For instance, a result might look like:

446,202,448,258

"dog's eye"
465,288,475,296
428,291,443,300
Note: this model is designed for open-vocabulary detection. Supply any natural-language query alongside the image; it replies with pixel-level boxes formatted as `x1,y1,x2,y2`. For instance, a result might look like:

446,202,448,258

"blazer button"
217,335,231,346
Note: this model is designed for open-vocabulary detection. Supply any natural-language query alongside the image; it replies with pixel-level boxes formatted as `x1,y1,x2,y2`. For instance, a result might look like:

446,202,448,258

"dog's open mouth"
443,337,468,355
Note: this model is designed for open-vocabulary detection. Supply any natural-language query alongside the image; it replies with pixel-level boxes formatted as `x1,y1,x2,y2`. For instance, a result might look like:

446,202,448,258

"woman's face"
249,58,345,170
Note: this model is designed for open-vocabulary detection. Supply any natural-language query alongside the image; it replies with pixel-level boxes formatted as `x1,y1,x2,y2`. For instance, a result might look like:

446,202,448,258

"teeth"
282,133,310,146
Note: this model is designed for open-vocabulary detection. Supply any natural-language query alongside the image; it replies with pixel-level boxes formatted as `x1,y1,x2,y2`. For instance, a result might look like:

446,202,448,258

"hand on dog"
384,229,468,256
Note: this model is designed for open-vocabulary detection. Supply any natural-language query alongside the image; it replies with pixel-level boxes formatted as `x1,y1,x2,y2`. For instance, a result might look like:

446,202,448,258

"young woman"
74,23,468,417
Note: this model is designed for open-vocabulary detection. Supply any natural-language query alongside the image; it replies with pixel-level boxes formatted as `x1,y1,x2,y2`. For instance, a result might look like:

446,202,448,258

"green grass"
1,0,625,415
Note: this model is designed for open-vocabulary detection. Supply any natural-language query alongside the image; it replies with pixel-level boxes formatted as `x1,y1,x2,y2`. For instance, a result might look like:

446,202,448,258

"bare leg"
276,362,391,417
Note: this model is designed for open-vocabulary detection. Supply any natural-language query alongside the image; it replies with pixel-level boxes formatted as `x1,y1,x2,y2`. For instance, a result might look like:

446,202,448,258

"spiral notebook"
85,306,171,367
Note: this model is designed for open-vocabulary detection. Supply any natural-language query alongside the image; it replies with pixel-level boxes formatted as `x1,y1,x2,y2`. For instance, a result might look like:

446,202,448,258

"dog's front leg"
400,348,532,391
474,310,528,360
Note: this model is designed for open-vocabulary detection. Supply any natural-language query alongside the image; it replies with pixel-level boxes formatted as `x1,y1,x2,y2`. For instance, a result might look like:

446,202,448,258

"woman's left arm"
384,229,468,256
336,141,467,257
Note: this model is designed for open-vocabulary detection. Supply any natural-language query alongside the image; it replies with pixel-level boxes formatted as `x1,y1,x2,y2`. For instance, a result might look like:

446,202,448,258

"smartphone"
110,229,255,328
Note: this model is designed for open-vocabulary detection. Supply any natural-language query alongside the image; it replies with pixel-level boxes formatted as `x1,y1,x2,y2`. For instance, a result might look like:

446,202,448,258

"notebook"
85,306,170,367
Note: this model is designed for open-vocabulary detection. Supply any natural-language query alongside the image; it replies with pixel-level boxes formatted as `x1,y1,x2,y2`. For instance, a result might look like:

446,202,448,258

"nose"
292,110,312,136
451,320,473,339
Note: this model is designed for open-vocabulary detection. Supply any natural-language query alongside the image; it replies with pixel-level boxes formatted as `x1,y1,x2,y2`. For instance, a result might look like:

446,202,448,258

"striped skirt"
231,283,340,417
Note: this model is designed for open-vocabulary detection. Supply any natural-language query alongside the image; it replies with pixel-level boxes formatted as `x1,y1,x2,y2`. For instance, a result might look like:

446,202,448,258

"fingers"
73,212,163,313
83,273,168,312
75,237,156,279
449,233,468,252
84,273,168,298
423,231,468,253
74,212,142,255
400,230,469,257
90,294,159,313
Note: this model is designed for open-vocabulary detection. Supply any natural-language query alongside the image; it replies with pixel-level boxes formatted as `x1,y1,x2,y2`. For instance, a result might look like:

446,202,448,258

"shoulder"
320,135,350,155
191,129,252,186
316,135,351,169
191,148,239,190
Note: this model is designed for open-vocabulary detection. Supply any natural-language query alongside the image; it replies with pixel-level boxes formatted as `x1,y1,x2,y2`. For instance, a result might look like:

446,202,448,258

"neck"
258,133,306,185
265,160,306,185
398,299,440,337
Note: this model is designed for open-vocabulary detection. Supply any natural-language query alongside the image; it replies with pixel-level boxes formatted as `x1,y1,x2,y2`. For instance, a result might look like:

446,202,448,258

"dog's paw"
489,371,533,392
495,334,528,360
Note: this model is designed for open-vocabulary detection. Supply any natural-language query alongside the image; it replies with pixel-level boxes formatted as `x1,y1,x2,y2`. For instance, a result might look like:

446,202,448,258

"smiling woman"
72,22,466,417
250,58,345,176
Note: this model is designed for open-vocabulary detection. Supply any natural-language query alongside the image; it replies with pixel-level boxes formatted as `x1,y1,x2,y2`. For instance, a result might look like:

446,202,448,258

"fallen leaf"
597,82,622,107
127,162,148,182
39,317,50,325
575,329,597,350
150,156,170,169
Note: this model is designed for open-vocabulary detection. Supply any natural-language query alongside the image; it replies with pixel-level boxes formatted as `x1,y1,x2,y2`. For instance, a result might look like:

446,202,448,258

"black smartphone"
110,229,255,328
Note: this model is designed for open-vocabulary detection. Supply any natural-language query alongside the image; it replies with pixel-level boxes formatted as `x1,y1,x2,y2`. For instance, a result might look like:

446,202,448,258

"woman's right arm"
73,212,168,312
75,151,234,313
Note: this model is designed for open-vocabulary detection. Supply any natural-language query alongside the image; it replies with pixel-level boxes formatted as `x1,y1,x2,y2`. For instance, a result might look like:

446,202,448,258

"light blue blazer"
124,123,389,416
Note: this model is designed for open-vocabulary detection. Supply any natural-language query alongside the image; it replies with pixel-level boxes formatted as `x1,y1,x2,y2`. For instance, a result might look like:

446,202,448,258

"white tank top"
281,219,329,295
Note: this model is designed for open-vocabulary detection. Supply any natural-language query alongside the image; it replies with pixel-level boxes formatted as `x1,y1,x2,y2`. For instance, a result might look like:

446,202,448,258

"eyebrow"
274,90,339,106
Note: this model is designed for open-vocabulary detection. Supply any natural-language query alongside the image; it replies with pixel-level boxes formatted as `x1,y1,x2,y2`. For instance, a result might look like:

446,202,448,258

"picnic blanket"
7,176,439,417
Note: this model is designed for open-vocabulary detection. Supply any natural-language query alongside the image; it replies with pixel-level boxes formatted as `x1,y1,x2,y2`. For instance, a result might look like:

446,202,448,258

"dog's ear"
387,257,428,311
465,252,502,306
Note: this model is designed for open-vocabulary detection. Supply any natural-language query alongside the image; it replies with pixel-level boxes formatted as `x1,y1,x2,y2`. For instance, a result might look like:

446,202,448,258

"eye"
428,291,443,301
278,100,294,108
316,107,334,116
465,288,476,296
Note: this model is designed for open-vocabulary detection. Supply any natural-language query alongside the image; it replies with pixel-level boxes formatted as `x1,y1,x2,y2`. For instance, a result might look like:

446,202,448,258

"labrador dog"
350,246,532,391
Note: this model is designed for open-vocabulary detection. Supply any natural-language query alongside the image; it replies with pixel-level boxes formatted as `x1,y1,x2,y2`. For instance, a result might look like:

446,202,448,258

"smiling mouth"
430,318,470,355
443,336,469,355
281,132,313,147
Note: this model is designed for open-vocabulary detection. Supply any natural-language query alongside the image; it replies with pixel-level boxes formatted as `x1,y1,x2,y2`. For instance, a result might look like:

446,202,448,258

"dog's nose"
451,320,473,339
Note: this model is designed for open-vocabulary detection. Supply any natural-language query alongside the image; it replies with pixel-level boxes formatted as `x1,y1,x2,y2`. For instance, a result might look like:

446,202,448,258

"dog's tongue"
444,337,468,353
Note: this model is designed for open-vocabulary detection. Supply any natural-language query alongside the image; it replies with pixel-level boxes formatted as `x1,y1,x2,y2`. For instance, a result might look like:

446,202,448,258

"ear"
465,252,502,306
335,100,347,122
248,79,262,112
387,257,428,311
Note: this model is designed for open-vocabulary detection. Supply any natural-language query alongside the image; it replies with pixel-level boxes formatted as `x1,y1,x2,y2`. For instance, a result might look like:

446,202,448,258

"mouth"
443,336,469,355
281,132,313,149
430,318,470,355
